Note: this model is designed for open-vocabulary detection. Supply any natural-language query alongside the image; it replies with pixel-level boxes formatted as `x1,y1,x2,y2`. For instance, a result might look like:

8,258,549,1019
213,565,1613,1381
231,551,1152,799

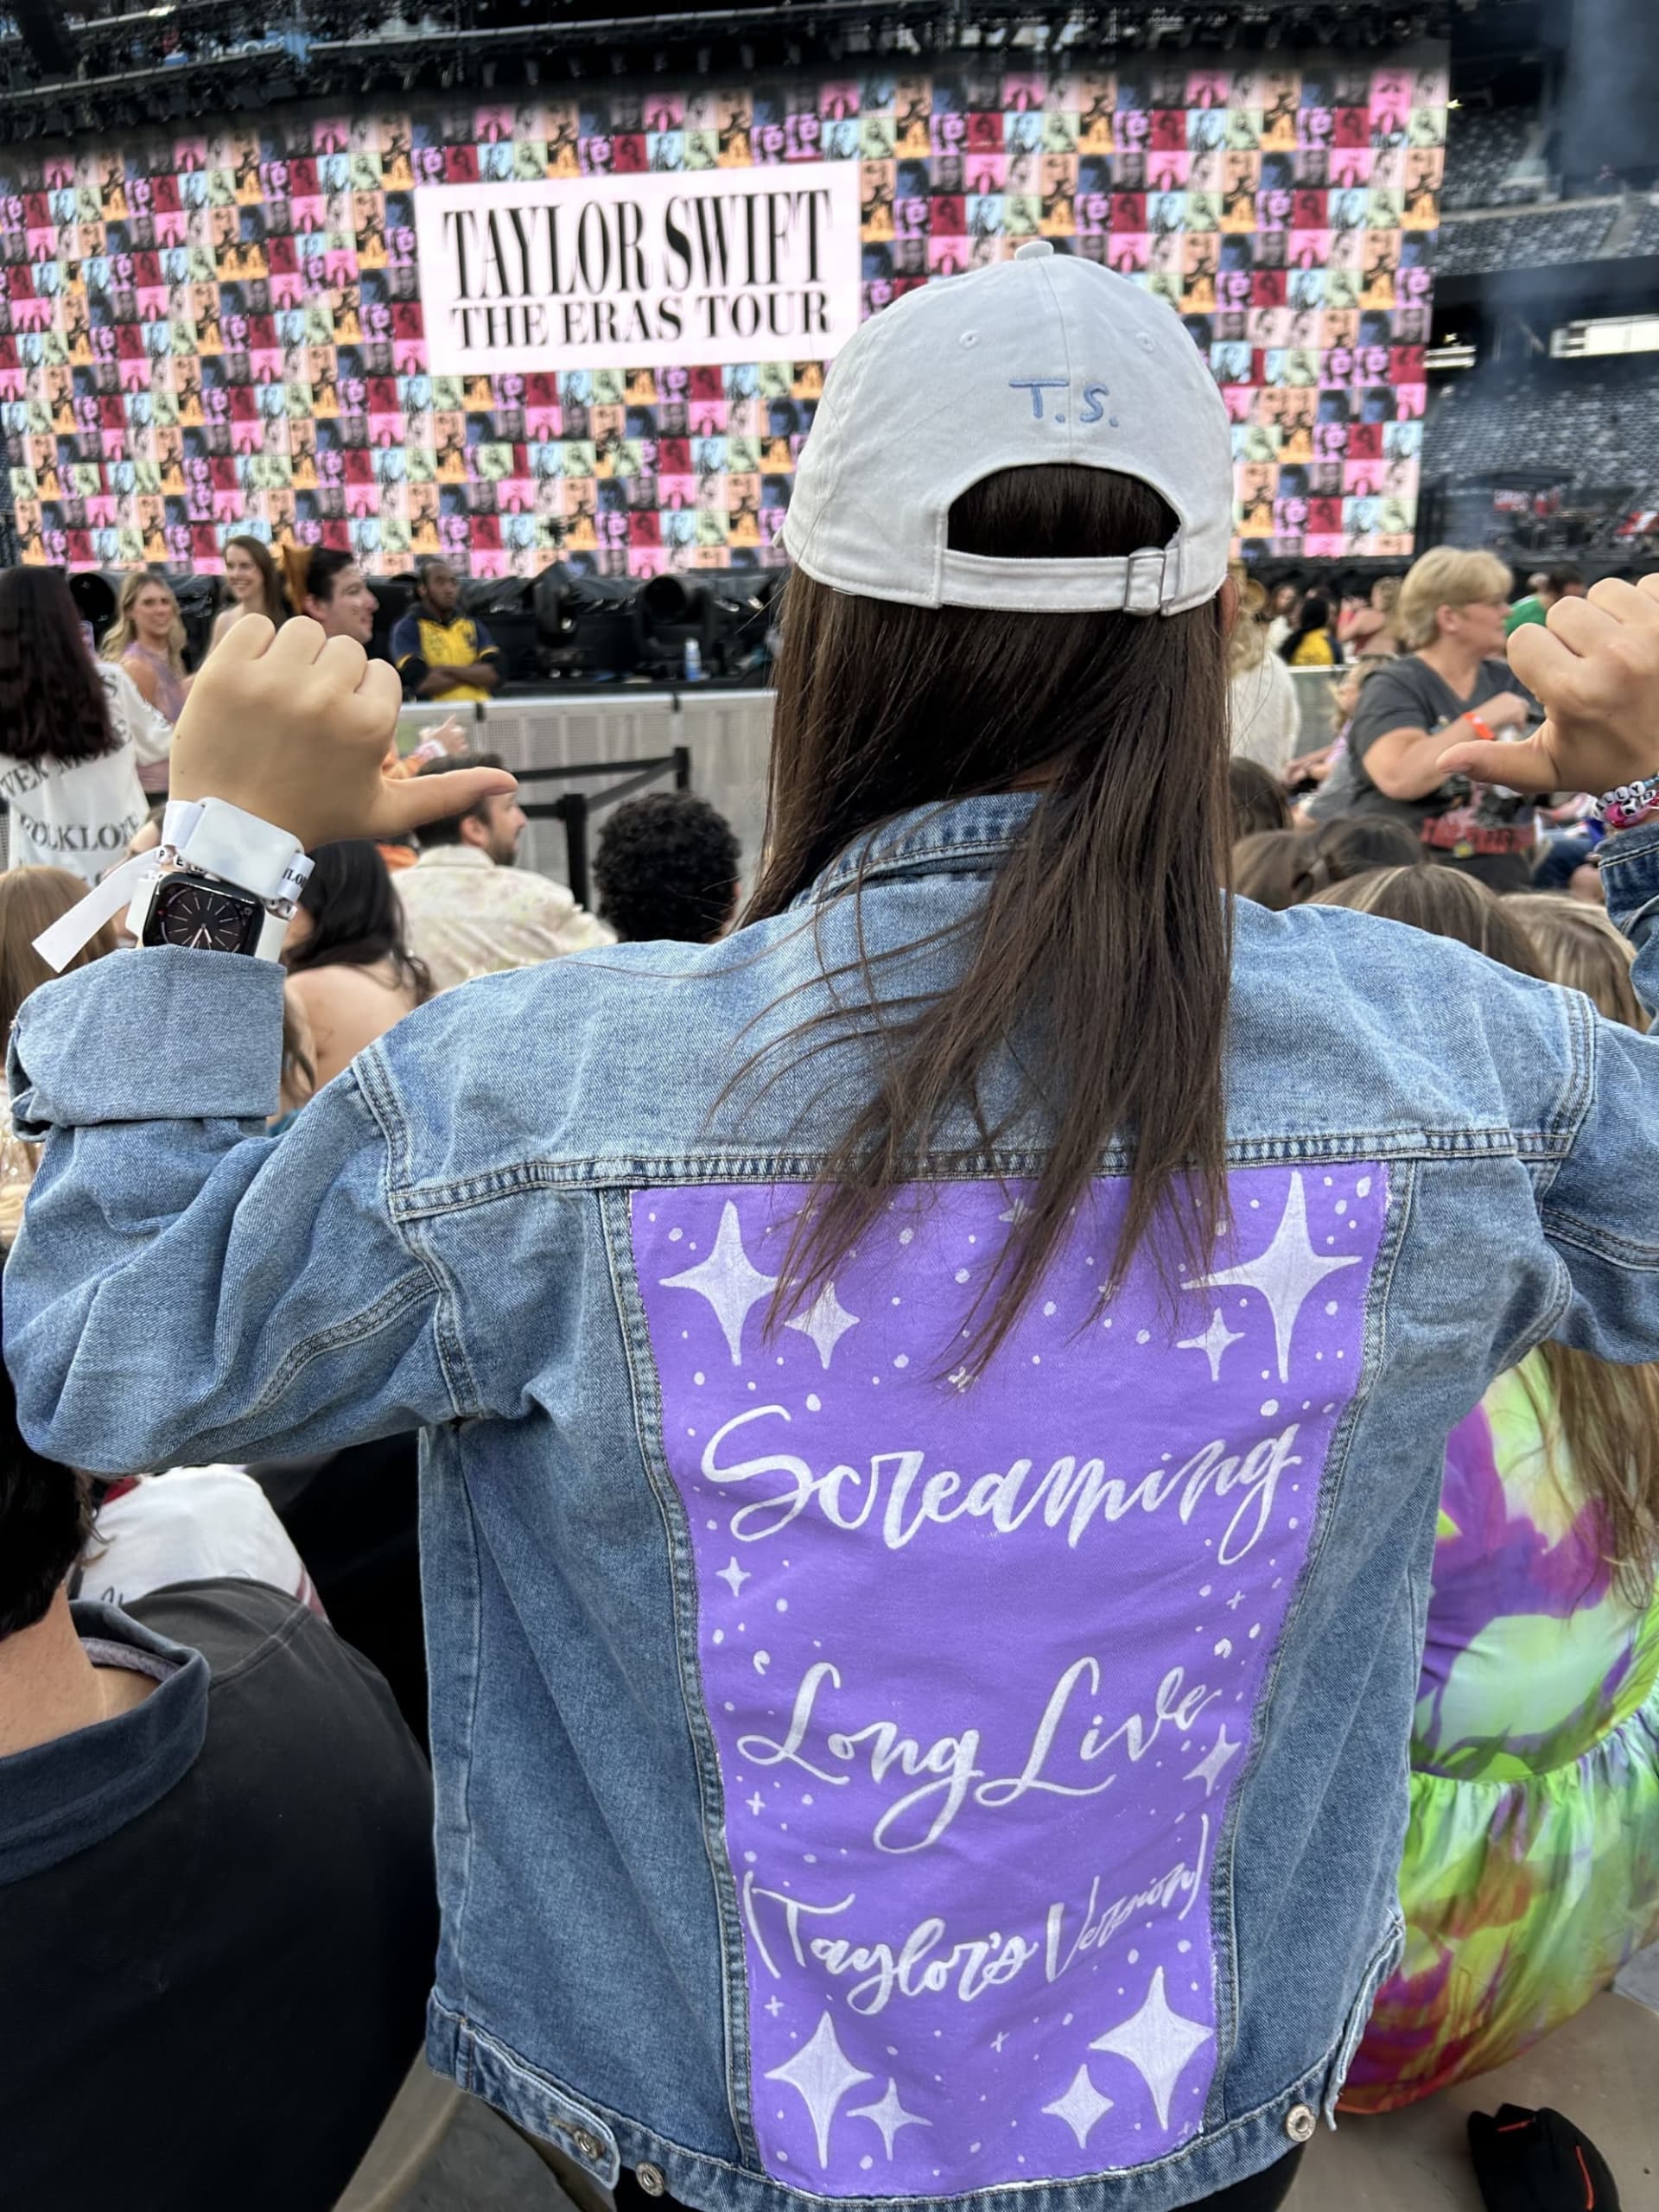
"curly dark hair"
592,791,741,944
0,566,117,768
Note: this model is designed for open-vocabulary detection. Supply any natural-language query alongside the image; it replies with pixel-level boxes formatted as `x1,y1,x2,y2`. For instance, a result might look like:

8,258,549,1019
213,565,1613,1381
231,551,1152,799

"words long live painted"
632,1166,1389,2190
415,165,862,373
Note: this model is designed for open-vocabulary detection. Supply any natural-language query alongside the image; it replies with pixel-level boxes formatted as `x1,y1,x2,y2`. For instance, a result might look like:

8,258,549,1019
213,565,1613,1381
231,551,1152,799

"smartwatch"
138,869,275,957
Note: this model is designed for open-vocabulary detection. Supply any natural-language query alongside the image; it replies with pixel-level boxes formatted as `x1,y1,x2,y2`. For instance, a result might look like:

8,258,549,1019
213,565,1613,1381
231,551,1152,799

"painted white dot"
1335,1199,1348,1216
806,1393,821,1411
694,1371,705,1386
899,1228,914,1244
1032,1353,1041,1364
955,1268,970,1283
713,1629,724,1644
1261,1399,1279,1416
1043,1300,1057,1317
1357,1176,1372,1197
894,1354,909,1369
1136,1328,1151,1344
776,1598,788,1611
1325,1300,1338,1315
669,1226,683,1241
891,1295,901,1306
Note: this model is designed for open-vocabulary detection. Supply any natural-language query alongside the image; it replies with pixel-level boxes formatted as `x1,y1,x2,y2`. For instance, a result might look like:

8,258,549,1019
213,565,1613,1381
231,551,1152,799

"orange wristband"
1464,714,1496,744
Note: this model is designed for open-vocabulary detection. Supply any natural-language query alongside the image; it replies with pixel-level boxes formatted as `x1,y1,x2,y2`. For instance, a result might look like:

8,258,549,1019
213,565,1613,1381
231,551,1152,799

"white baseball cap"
783,239,1232,618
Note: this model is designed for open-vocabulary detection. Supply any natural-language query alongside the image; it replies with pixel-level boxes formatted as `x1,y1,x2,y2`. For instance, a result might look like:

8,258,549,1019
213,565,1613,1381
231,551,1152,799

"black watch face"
145,874,266,955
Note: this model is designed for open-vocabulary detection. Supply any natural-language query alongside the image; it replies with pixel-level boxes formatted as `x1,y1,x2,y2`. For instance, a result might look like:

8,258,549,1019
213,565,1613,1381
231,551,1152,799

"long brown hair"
743,464,1233,1368
224,534,289,627
1505,893,1646,1031
0,867,122,1039
1314,863,1659,1599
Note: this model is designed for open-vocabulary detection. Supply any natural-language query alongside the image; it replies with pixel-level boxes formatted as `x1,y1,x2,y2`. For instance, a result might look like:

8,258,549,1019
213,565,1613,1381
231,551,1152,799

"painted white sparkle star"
785,1281,860,1370
1177,1307,1244,1383
662,1201,778,1364
716,1557,750,1599
1090,1967,1212,2131
747,1791,765,1816
765,2011,874,2168
1184,1726,1243,1798
765,1996,785,2018
991,2031,1007,2053
1042,2064,1115,2150
1186,1173,1360,1383
849,2077,931,2158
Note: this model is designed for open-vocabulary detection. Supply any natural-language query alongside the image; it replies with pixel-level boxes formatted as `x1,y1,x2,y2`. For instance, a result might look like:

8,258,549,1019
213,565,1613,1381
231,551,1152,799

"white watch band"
31,798,311,974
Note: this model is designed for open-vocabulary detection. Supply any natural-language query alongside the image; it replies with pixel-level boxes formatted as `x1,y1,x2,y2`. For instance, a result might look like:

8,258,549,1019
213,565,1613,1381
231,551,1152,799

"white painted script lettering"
701,1407,1300,1566
736,1652,1218,1852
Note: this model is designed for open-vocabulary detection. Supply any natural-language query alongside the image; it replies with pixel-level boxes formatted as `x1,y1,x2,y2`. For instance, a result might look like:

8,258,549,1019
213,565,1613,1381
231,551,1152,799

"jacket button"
1284,2104,1316,2144
571,2128,603,2162
637,2164,667,2196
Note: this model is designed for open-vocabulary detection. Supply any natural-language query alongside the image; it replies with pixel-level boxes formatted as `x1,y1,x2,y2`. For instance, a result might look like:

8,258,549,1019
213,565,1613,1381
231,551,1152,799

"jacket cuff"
10,947,285,1137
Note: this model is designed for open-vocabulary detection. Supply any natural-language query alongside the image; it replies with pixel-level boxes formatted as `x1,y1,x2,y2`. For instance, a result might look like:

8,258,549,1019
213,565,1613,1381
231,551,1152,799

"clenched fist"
169,616,516,852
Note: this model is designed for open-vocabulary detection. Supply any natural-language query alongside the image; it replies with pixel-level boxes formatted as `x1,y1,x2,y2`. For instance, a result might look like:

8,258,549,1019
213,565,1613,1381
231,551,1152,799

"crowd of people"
1,245,1657,2212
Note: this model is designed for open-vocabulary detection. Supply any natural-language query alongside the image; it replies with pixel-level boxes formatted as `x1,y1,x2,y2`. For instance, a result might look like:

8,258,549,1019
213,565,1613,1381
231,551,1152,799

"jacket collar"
416,844,494,869
801,793,1041,906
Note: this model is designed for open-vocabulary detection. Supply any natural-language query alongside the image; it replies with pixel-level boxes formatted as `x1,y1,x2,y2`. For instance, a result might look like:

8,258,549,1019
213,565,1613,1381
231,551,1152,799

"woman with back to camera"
282,839,430,1091
1225,566,1301,775
1339,546,1540,892
207,533,289,653
0,566,170,885
1307,867,1659,2113
14,243,1659,2212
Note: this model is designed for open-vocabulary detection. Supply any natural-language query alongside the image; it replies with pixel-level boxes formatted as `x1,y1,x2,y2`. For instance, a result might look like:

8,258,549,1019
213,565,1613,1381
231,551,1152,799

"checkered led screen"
0,53,1446,581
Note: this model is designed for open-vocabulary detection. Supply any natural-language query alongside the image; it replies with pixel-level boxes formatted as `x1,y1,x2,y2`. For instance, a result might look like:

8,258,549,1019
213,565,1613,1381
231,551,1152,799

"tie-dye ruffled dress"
1341,1351,1659,2112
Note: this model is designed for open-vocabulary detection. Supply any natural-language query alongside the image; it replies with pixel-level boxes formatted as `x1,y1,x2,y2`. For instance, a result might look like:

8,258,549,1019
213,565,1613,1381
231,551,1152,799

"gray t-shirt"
1344,654,1533,838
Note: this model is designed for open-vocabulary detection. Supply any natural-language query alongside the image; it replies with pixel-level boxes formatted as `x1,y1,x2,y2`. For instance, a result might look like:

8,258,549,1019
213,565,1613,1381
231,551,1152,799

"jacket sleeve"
1541,819,1659,1361
3,949,482,1474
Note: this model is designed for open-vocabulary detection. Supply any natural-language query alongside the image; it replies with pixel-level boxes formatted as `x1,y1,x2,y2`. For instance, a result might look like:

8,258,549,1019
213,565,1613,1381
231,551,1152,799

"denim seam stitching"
1209,1156,1413,2114
599,1188,762,2166
355,1046,485,1419
385,1134,1565,1215
240,1268,434,1429
1530,987,1598,1208
439,2000,1339,2206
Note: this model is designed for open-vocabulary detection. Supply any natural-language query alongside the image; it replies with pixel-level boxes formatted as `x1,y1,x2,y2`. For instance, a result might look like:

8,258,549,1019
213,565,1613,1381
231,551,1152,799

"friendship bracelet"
1595,774,1659,830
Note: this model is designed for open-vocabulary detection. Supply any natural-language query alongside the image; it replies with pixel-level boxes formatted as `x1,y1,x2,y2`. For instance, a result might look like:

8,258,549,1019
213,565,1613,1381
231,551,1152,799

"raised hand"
169,617,515,852
1438,576,1659,798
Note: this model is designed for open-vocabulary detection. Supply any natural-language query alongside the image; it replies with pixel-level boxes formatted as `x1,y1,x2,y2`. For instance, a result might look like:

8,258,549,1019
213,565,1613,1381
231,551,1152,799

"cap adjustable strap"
933,541,1174,616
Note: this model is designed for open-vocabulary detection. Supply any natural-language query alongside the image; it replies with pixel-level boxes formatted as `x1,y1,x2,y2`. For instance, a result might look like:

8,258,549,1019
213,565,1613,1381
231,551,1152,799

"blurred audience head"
1228,758,1292,842
415,560,461,619
1233,829,1319,911
287,840,430,1001
280,547,376,645
223,536,289,626
1312,814,1425,886
1332,652,1392,724
0,868,122,1040
1395,547,1510,655
100,571,186,671
1311,863,1544,971
1277,592,1333,663
1506,893,1646,1030
0,566,115,767
593,791,741,944
1541,566,1586,607
1226,563,1269,676
414,752,526,865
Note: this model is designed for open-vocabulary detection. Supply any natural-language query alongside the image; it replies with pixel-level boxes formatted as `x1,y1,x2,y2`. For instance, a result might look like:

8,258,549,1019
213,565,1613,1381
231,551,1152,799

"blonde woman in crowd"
1506,893,1648,1029
99,572,192,797
1338,575,1402,658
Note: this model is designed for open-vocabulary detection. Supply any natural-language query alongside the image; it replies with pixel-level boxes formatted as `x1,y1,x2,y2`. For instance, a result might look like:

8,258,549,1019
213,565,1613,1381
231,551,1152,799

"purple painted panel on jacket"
632,1165,1387,2194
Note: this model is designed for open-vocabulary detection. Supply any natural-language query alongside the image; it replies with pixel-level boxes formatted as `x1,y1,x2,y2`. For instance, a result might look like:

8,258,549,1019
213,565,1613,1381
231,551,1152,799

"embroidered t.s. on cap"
782,238,1233,618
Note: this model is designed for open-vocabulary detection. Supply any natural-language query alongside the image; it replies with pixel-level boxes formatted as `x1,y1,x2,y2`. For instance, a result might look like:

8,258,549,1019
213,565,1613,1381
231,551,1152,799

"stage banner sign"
415,165,862,373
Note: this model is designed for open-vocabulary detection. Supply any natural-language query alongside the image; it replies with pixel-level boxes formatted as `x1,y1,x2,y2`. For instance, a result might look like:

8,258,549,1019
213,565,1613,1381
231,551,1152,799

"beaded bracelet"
1596,773,1659,830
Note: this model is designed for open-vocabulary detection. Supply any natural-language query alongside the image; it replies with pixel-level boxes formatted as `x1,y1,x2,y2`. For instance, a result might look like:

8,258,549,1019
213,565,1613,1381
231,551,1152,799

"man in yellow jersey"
391,560,503,703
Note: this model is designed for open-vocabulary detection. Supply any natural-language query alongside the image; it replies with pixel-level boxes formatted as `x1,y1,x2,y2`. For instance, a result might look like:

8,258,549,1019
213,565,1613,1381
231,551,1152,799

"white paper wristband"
162,798,308,906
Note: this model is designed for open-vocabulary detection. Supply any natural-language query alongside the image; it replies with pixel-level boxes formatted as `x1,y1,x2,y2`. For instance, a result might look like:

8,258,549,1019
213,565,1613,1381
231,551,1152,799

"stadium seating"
1440,105,1542,211
1425,357,1659,483
1436,203,1621,276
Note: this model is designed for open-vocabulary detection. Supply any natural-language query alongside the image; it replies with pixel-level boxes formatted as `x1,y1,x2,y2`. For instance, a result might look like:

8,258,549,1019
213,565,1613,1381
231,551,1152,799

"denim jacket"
12,796,1659,2212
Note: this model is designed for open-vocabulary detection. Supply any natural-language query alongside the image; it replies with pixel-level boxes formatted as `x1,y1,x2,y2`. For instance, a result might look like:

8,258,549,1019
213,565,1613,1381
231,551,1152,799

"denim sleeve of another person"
3,946,522,1473
1542,820,1659,1360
